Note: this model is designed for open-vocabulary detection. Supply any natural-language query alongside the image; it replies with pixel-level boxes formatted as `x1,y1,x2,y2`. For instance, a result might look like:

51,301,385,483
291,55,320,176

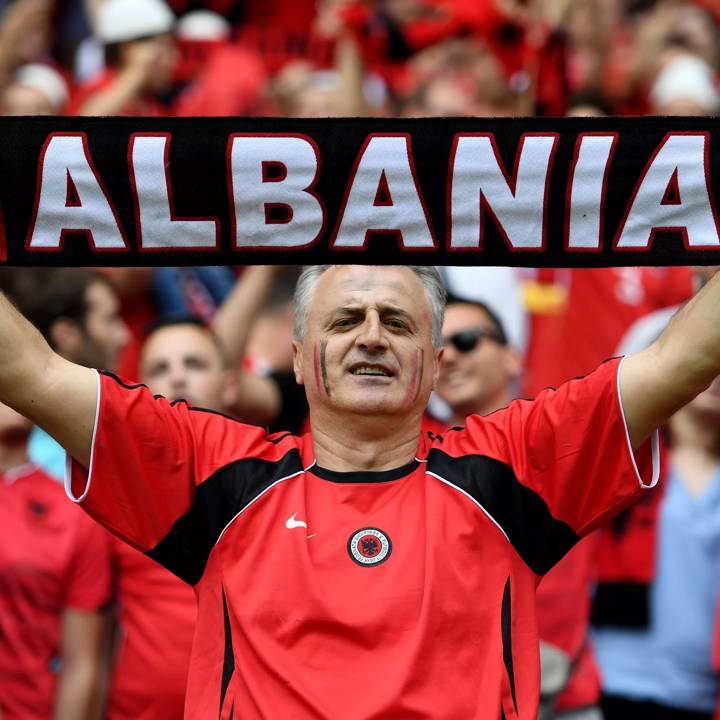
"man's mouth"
349,364,393,377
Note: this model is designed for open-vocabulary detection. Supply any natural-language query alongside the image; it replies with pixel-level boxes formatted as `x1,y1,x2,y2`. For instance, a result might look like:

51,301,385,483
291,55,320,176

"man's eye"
386,319,407,330
334,318,356,328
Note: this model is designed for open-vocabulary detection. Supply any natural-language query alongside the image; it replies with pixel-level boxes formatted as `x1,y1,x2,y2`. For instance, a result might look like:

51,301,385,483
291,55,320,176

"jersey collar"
311,459,420,484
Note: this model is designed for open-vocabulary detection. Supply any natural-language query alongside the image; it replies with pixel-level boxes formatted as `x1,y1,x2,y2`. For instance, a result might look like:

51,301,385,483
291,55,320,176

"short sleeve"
63,510,112,612
64,371,288,555
444,357,659,538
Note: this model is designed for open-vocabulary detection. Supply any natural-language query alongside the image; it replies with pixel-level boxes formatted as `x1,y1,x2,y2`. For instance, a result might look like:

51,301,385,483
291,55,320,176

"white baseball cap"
96,0,175,44
14,64,69,111
176,10,231,41
651,53,720,114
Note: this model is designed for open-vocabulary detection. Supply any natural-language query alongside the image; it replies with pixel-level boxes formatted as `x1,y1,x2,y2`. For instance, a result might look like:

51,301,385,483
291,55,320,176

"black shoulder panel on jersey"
427,450,579,575
147,448,303,585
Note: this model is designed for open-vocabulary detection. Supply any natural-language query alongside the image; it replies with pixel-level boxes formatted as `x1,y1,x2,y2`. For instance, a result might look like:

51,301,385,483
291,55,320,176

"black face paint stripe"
320,340,331,396
220,586,235,717
501,577,518,716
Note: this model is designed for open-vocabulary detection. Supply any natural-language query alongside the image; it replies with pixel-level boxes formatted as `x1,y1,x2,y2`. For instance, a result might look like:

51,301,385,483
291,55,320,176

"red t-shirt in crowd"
522,267,692,397
108,537,196,720
0,464,111,719
68,358,657,719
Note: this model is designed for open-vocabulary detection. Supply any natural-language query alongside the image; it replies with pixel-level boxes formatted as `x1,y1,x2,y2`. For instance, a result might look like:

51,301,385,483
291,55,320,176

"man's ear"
49,318,82,359
292,340,305,386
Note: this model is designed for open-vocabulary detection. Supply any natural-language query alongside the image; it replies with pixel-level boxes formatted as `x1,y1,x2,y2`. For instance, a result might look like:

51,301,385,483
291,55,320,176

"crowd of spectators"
0,0,719,719
0,0,717,119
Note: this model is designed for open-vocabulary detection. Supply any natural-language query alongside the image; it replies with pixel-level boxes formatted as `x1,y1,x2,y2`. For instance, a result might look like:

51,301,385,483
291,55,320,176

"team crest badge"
347,527,392,566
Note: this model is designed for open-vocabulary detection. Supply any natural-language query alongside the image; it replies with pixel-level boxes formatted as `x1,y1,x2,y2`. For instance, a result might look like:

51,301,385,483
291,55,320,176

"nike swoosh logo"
285,513,308,530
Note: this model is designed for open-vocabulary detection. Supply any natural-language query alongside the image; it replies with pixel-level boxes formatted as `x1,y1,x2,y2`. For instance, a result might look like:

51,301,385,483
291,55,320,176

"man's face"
436,303,519,415
81,280,130,371
293,266,441,418
140,324,234,411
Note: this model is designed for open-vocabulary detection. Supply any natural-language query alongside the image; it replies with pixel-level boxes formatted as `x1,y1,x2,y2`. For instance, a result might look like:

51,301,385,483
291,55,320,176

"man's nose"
169,367,188,390
356,312,388,351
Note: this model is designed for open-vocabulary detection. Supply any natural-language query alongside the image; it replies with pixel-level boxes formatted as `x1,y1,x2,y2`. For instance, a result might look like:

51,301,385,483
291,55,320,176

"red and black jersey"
67,358,658,720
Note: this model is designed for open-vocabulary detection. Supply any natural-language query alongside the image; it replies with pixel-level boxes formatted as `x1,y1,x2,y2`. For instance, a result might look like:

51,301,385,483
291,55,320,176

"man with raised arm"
0,263,704,719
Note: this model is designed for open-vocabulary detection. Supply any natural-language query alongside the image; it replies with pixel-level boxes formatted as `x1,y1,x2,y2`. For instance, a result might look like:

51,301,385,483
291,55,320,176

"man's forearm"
621,270,720,448
0,292,97,467
53,658,98,720
212,266,279,364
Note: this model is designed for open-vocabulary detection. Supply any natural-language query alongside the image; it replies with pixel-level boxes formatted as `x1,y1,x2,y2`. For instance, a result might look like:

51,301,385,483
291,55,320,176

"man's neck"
310,410,423,472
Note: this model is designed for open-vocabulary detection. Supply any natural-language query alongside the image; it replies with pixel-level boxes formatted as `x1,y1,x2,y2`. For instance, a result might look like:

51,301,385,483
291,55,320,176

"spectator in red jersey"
106,316,238,720
67,0,176,116
0,399,111,719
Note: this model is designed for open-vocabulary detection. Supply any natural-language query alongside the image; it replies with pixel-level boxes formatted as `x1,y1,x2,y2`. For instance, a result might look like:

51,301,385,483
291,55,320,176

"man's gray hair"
293,266,447,347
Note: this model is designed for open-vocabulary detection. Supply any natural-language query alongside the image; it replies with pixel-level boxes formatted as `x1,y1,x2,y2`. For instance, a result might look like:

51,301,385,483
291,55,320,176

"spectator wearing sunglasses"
436,295,521,426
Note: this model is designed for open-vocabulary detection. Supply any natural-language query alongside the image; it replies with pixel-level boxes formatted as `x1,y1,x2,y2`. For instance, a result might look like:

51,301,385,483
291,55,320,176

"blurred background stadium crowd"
0,0,720,718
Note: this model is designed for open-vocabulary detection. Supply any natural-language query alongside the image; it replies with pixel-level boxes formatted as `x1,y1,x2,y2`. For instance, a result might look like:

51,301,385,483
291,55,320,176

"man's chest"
212,472,527,638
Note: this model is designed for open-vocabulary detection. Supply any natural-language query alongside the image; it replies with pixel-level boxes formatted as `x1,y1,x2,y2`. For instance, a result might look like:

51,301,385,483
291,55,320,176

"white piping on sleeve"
617,356,660,489
64,369,101,503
